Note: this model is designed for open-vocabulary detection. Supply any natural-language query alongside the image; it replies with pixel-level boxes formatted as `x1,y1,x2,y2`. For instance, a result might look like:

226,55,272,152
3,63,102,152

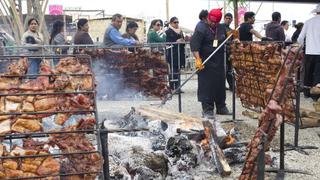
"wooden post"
233,0,239,28
166,0,169,21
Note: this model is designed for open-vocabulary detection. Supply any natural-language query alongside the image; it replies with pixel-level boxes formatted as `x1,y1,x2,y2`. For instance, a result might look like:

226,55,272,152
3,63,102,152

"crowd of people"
14,3,320,118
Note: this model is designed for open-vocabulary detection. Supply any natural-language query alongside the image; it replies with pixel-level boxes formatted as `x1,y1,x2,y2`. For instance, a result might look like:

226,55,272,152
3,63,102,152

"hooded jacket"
265,21,285,41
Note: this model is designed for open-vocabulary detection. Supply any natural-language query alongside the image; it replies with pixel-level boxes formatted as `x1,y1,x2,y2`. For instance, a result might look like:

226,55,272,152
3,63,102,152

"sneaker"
216,107,232,115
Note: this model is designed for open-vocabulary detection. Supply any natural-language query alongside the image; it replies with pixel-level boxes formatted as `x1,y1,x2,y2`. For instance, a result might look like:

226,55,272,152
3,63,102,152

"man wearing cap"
298,4,320,100
190,9,231,117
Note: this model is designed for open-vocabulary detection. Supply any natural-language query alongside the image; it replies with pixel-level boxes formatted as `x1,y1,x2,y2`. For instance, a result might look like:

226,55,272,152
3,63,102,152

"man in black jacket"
265,12,285,41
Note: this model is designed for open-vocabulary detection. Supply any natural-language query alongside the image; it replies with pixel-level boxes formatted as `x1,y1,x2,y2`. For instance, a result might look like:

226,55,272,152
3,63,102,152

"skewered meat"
6,96,24,103
21,163,38,173
85,48,170,98
22,101,34,112
240,46,303,180
7,57,28,75
3,160,18,170
34,97,59,111
4,169,24,178
23,138,46,151
0,119,11,134
11,119,42,133
37,157,60,176
76,117,96,130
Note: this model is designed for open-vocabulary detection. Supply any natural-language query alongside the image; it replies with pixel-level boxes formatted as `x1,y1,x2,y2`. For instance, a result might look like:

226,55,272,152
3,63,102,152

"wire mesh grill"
0,54,104,179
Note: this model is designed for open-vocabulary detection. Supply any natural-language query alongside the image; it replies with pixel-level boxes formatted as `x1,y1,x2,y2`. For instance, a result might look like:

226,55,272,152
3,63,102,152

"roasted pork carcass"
69,94,93,110
53,74,71,91
21,101,34,112
76,117,96,130
6,58,28,75
34,96,60,111
0,119,11,135
11,119,42,133
37,157,60,176
23,138,47,150
18,60,53,91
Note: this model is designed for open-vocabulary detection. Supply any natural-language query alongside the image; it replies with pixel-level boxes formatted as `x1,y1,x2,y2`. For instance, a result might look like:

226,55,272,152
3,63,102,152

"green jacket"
147,29,166,43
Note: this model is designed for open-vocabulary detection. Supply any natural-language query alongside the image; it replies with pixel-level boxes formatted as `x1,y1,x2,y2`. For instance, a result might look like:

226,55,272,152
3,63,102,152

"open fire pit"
102,106,252,179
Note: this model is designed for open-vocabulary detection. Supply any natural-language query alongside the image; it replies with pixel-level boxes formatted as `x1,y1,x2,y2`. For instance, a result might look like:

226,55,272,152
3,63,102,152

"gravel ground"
97,76,320,180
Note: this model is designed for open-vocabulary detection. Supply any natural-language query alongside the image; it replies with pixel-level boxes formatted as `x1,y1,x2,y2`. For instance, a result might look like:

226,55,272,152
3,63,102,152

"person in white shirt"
298,3,320,100
281,20,291,42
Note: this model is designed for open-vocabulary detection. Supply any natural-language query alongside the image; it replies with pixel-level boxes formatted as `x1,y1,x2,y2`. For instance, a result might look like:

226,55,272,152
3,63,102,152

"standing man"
298,4,320,100
265,12,285,41
190,8,231,117
103,13,140,47
222,13,233,91
281,20,291,42
239,12,263,41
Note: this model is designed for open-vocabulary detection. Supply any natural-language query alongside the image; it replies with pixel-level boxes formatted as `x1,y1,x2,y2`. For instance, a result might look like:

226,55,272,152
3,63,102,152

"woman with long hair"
50,20,68,54
165,17,185,92
122,21,139,41
21,18,43,74
291,22,304,43
147,19,166,43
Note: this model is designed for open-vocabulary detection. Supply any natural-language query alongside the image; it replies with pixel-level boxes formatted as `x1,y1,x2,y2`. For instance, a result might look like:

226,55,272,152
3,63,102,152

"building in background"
88,16,146,43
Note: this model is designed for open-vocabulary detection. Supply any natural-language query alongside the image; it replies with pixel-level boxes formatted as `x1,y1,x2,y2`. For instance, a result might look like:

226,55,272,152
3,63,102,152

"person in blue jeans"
21,18,44,75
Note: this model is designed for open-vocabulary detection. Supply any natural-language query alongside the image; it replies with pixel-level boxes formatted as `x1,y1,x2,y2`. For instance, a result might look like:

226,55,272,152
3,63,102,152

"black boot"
216,106,232,115
201,102,214,119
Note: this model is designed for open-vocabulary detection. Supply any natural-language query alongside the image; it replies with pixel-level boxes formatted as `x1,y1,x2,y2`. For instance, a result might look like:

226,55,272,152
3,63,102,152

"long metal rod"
160,26,241,106
0,150,99,159
5,171,102,180
0,90,94,96
0,73,93,77
0,110,94,116
294,69,301,147
0,129,96,138
0,128,150,139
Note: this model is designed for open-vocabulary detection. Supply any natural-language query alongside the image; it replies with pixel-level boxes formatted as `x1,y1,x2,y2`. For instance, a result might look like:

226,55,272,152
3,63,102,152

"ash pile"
103,106,249,179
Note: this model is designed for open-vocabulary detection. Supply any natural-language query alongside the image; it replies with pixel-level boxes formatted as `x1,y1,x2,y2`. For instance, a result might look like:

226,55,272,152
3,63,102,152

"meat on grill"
239,46,303,180
84,48,171,98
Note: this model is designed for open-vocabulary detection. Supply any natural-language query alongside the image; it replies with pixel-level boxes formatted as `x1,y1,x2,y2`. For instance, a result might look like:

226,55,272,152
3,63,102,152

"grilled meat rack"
230,41,297,122
0,54,105,180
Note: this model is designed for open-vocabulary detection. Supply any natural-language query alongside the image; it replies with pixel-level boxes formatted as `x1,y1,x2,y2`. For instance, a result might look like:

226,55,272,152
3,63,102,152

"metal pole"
100,131,109,180
294,69,301,147
257,138,265,180
280,116,285,171
232,70,236,120
178,44,182,112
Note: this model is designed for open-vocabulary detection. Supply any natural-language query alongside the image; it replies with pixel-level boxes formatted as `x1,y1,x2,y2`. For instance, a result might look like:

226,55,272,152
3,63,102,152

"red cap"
208,8,222,23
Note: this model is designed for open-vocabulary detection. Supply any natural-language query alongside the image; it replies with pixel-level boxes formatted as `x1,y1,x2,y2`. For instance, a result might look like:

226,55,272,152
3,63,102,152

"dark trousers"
303,55,320,97
198,66,226,110
28,58,41,75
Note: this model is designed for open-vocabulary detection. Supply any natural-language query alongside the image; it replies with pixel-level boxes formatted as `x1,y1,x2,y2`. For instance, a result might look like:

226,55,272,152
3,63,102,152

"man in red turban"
190,9,232,117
